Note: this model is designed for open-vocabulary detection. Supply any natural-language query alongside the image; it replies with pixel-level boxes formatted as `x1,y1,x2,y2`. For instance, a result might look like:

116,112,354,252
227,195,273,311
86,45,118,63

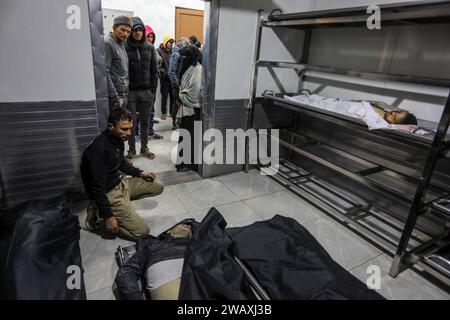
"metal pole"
389,92,450,277
245,10,264,173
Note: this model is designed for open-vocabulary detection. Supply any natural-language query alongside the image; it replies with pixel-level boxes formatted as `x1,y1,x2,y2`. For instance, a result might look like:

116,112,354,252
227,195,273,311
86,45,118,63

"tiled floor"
76,120,450,300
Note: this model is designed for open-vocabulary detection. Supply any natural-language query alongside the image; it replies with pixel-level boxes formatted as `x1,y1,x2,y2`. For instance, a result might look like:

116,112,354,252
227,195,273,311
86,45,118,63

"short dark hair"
107,109,133,126
398,112,418,125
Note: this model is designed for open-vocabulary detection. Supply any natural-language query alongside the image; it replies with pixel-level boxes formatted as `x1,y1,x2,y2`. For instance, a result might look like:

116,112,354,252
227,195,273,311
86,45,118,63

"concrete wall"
101,0,205,115
213,0,450,123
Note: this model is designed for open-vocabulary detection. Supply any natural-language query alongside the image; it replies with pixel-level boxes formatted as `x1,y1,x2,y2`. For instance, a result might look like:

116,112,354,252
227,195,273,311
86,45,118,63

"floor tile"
350,254,450,300
244,191,322,224
217,169,284,200
87,286,117,300
80,231,131,293
302,218,382,270
133,186,188,223
171,178,240,212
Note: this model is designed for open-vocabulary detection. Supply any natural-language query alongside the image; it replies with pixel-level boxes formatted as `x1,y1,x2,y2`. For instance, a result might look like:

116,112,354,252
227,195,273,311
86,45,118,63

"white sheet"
284,94,390,130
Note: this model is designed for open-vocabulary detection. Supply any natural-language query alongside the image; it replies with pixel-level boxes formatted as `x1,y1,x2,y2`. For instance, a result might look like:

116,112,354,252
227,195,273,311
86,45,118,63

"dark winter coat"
125,29,158,92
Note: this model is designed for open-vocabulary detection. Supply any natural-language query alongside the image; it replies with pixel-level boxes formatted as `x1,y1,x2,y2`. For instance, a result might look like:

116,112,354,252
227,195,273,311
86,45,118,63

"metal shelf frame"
244,1,450,288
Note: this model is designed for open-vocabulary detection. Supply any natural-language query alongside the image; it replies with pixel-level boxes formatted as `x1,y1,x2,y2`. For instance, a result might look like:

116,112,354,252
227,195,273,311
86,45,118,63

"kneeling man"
81,110,164,241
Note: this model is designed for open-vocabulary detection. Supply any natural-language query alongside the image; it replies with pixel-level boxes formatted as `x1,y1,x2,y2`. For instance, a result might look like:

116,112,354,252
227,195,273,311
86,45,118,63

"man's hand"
110,95,125,111
105,216,119,234
140,171,156,182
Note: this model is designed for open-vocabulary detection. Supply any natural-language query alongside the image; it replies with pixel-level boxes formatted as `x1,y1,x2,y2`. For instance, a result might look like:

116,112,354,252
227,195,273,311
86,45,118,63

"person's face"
113,24,132,42
132,28,144,41
385,111,408,124
166,39,174,50
108,119,133,141
146,33,155,43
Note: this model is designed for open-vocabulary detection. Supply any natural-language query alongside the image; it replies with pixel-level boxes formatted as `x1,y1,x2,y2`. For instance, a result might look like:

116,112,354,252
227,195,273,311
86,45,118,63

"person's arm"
105,42,119,99
149,45,158,93
386,124,418,132
119,154,143,177
83,150,113,219
168,52,180,89
115,251,147,300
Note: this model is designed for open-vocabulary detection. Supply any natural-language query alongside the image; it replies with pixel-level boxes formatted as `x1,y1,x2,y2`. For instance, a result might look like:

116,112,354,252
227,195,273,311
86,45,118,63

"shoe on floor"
172,125,179,130
125,150,136,161
176,165,192,172
151,119,159,124
141,148,156,160
160,114,167,120
83,203,100,232
149,133,164,140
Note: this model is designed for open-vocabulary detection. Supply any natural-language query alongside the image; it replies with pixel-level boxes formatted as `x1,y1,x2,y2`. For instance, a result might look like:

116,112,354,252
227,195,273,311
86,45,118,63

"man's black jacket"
126,36,158,92
80,131,142,219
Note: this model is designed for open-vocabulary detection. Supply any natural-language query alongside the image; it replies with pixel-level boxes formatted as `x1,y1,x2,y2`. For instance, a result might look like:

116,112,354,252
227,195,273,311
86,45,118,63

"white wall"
214,0,450,123
102,8,134,33
0,0,96,102
101,0,205,115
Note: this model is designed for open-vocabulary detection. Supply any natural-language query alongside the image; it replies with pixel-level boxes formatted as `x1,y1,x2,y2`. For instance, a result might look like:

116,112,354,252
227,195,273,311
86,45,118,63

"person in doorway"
145,25,156,45
156,35,175,124
168,37,189,130
80,109,164,241
134,24,160,136
125,17,159,161
105,15,132,112
175,45,203,172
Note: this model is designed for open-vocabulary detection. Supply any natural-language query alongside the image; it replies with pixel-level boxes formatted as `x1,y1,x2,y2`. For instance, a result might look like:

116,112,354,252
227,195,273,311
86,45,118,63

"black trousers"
178,108,201,172
160,76,177,124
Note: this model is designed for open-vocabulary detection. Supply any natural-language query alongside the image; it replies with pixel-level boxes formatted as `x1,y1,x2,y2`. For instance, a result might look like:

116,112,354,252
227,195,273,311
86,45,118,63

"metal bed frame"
244,0,450,287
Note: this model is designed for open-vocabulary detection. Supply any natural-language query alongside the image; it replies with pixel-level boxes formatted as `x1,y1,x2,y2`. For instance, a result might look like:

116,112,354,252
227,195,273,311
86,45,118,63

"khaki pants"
105,177,164,241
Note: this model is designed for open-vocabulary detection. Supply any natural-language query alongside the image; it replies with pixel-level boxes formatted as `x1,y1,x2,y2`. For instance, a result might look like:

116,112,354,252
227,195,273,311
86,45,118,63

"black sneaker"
176,165,192,172
84,202,100,231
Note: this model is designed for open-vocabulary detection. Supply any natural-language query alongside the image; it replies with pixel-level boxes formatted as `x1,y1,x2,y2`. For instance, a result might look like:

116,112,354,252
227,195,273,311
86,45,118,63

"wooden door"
175,7,204,44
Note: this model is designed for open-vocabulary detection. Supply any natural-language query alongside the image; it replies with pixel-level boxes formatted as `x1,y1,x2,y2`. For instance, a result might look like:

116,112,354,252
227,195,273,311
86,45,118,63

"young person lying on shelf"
285,92,418,132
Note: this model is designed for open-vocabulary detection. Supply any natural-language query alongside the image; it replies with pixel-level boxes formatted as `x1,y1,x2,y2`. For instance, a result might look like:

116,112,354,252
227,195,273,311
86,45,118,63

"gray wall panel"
0,101,97,208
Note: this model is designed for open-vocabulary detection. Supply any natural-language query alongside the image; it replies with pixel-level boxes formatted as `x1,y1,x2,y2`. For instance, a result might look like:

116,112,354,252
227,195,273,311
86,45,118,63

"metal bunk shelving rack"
244,0,450,287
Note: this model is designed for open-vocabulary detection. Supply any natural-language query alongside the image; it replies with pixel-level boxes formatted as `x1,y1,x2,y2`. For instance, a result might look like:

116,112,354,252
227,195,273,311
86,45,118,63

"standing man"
81,109,164,241
156,35,175,123
168,37,189,130
105,15,132,112
125,17,158,161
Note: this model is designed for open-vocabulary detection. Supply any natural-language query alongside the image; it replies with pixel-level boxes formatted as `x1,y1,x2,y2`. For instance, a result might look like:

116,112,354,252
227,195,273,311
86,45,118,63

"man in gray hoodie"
105,16,132,111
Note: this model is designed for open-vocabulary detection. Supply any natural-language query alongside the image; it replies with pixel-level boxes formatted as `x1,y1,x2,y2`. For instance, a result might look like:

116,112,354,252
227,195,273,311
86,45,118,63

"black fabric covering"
180,208,383,300
0,196,86,300
179,209,257,300
115,208,384,300
226,215,383,300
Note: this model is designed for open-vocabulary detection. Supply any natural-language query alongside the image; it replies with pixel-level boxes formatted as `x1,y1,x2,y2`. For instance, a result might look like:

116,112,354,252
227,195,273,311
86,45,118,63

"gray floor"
75,118,450,300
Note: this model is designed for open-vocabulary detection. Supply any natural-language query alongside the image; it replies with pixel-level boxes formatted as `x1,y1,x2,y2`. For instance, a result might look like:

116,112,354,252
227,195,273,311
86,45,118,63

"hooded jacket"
156,43,172,80
145,25,156,44
125,17,158,92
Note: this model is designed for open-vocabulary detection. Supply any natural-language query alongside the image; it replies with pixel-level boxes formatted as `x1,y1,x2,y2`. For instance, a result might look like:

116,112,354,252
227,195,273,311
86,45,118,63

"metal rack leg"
390,93,450,277
245,10,264,173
